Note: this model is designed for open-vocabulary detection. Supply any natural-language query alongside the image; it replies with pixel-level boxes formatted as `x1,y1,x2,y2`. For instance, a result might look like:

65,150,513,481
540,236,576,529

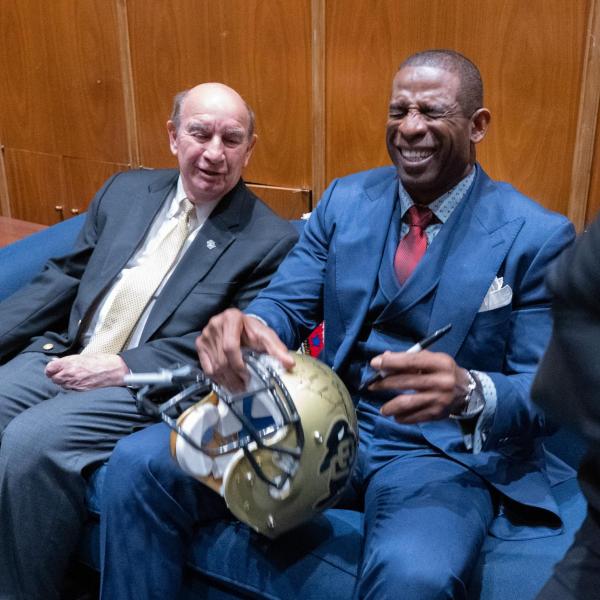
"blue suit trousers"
348,402,495,599
100,399,495,600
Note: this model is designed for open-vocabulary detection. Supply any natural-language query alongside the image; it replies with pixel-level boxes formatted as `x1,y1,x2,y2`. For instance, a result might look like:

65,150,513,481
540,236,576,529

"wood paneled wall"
0,0,130,223
0,0,598,229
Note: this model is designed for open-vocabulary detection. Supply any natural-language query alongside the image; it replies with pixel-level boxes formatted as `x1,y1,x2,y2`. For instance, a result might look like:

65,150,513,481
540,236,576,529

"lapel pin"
206,240,216,250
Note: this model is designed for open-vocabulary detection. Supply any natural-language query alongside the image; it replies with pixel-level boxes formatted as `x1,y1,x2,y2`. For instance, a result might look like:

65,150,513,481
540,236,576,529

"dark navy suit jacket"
248,165,575,539
533,213,600,534
0,169,298,371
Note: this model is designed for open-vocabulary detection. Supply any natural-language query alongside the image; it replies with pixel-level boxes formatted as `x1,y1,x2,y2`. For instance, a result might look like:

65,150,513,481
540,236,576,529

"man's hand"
196,308,294,392
45,353,130,390
368,350,471,423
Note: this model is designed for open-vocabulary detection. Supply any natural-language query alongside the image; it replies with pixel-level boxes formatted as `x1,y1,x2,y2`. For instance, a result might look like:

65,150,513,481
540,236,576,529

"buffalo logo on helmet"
315,419,356,510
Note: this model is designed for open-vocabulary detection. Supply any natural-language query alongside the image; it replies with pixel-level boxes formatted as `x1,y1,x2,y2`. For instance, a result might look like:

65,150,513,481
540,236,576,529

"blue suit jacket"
248,165,575,538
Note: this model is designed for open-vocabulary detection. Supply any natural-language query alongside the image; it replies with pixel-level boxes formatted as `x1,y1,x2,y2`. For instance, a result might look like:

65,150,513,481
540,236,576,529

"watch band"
449,370,485,420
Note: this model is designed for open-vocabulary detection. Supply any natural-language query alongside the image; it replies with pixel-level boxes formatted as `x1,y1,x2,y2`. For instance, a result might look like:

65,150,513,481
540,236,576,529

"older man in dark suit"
0,82,297,599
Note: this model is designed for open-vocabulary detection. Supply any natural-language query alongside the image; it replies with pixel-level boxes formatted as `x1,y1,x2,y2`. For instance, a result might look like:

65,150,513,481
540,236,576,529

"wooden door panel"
128,0,312,189
325,0,588,215
0,0,128,163
4,149,65,224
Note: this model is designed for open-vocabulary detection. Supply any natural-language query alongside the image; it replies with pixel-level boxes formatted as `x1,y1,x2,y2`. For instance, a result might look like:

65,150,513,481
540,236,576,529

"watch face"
464,394,485,418
450,372,484,420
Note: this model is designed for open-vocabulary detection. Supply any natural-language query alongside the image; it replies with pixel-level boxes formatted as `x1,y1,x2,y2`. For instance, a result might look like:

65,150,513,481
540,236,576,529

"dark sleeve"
0,174,116,361
228,234,300,311
119,224,299,372
532,214,600,437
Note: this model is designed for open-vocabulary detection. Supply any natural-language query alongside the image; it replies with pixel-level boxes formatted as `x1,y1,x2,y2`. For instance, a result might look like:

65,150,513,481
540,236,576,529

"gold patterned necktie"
82,199,196,354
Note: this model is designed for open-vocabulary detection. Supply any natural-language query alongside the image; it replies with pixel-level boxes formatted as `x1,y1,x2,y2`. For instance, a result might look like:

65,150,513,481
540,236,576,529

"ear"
243,134,258,168
167,120,178,155
469,108,491,144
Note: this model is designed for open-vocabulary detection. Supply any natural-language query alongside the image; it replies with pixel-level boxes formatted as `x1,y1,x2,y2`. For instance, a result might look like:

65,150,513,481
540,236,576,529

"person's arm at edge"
0,174,119,361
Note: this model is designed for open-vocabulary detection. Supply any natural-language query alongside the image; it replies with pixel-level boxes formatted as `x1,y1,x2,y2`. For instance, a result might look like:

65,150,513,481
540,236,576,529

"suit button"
42,343,54,351
77,319,82,326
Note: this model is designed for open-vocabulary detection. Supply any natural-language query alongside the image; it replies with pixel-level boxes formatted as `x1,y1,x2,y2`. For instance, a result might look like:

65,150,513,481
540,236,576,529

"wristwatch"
449,370,485,420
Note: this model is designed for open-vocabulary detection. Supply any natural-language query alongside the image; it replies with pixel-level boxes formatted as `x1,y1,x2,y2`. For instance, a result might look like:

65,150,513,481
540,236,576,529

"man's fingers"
243,318,295,369
195,347,214,377
197,309,294,391
197,309,253,389
44,360,62,376
221,311,250,373
380,393,450,422
372,349,454,374
197,310,244,375
370,371,455,393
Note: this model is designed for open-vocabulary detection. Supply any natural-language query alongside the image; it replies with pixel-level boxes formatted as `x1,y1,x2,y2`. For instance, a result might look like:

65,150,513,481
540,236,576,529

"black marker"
359,323,453,391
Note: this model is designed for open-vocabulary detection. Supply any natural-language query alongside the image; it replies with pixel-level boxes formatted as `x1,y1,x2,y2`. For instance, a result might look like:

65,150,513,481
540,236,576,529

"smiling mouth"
400,149,435,163
198,168,223,178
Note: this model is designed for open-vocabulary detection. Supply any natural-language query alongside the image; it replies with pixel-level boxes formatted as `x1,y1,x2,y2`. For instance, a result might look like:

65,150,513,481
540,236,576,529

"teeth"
401,149,433,161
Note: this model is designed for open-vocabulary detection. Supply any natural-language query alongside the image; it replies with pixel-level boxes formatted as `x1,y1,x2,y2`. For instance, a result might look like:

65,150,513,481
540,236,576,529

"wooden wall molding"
116,0,140,168
0,61,11,217
246,182,311,219
311,0,326,206
0,146,11,218
568,0,600,230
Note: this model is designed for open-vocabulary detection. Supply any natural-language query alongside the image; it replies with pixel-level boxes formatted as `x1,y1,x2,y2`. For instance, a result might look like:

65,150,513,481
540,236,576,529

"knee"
103,426,174,502
0,410,58,473
104,424,226,525
359,545,464,600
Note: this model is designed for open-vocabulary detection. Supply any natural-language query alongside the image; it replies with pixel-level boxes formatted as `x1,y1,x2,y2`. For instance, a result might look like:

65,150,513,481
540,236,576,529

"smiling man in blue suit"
102,50,575,599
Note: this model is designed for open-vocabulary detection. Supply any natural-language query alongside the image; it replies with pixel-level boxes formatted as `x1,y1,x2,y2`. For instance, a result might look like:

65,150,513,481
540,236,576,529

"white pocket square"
479,277,512,312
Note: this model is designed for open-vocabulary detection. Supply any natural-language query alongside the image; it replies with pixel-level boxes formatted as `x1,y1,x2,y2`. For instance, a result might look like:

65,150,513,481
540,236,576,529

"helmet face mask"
170,352,304,495
132,352,358,538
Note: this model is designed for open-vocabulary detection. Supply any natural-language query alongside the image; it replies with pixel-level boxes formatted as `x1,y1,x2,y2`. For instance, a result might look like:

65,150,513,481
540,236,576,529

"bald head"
166,82,257,204
170,84,256,139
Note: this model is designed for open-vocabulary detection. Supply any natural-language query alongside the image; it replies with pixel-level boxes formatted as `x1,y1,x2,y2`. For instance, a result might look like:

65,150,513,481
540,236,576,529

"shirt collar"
169,177,220,227
398,166,477,224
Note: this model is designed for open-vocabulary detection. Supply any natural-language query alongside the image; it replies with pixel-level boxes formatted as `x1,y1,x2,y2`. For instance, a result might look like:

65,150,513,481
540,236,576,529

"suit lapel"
333,171,397,366
139,181,247,340
428,171,524,357
98,172,177,283
372,171,482,328
365,168,525,356
373,212,452,327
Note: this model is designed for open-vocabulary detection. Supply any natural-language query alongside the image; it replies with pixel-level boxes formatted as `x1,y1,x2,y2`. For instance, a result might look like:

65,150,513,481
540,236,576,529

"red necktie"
394,205,434,284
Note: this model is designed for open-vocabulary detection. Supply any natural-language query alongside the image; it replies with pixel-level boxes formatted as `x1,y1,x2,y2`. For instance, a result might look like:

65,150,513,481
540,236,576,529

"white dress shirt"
81,177,219,350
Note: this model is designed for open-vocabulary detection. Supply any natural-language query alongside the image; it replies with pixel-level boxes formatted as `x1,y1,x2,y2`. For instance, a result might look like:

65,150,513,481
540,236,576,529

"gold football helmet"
127,351,357,538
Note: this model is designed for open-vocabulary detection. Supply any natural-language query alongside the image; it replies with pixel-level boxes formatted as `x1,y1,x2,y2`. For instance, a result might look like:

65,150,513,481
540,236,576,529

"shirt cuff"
460,370,497,453
245,313,268,327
